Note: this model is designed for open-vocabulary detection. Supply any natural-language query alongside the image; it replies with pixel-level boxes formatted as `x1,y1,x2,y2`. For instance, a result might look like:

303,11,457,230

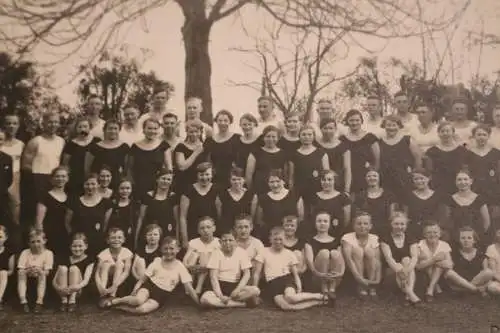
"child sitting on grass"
282,216,307,274
52,233,95,312
234,214,264,268
183,216,220,295
131,224,162,281
0,225,14,310
105,237,199,314
200,230,261,308
342,212,381,298
95,227,133,304
17,229,54,313
415,221,452,302
254,227,328,311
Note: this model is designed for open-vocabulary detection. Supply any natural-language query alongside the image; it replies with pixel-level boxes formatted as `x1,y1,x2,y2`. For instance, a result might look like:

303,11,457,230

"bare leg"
329,250,344,291
350,247,366,295
427,265,444,296
471,269,494,288
232,286,260,302
112,289,149,307
487,281,500,295
110,261,124,297
0,271,8,303
274,294,324,311
17,271,28,304
36,274,47,305
195,252,209,294
114,299,160,315
54,266,69,304
199,291,246,308
96,262,112,296
364,247,379,295
313,249,331,293
68,266,84,304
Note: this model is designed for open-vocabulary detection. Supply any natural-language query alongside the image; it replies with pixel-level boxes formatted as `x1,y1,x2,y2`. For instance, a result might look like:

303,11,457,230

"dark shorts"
142,280,172,305
265,274,296,298
202,279,239,296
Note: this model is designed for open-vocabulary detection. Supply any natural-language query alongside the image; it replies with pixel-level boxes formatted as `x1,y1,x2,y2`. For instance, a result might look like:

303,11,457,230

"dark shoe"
33,303,43,314
67,304,77,313
21,303,30,313
408,299,422,307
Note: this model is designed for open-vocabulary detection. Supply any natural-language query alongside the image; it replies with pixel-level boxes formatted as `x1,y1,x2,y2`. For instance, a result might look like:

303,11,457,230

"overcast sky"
20,1,500,118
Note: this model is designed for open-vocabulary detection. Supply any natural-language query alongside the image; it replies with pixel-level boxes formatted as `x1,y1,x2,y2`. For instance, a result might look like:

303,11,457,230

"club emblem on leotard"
365,162,370,168
490,170,495,177
407,166,412,173
95,223,100,231
168,224,173,232
312,170,318,178
128,227,132,235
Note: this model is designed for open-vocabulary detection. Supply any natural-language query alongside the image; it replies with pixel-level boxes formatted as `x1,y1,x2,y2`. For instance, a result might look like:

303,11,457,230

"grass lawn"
0,292,498,333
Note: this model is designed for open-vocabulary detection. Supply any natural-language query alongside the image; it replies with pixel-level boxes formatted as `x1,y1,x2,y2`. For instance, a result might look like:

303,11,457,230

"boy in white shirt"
95,228,133,302
253,227,327,310
105,237,199,314
183,217,220,294
200,231,260,308
17,229,54,313
234,215,264,267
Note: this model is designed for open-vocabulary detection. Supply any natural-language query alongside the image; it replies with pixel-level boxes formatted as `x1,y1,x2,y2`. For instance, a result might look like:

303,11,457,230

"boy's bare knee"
69,265,79,274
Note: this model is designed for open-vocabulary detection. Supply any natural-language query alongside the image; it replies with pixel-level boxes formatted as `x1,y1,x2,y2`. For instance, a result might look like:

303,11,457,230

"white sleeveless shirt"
409,124,439,153
1,139,24,173
31,136,65,175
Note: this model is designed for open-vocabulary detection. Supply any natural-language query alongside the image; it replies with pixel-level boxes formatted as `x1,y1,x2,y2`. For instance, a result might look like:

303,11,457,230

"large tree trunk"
181,11,213,124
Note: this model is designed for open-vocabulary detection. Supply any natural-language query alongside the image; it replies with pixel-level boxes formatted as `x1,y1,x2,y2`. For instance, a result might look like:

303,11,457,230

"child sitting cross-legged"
131,224,162,281
200,230,261,308
105,237,199,314
0,225,14,310
253,227,328,311
183,216,220,295
52,233,95,312
17,229,54,313
95,227,133,305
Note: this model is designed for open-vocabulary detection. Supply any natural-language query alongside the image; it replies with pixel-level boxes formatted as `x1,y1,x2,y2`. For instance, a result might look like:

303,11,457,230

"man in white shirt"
309,98,348,138
394,91,419,135
86,95,106,139
256,96,285,135
120,104,143,146
178,97,213,140
137,87,176,135
363,96,385,138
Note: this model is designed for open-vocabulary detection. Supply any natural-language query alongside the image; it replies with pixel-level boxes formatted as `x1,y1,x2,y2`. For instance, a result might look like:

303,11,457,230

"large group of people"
1,86,500,316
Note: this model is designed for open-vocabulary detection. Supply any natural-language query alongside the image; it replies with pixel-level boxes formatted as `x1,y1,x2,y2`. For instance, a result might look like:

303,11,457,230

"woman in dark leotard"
136,169,178,248
52,233,95,311
35,166,70,258
445,227,493,294
215,167,257,233
316,118,352,194
402,168,444,238
179,162,218,247
424,121,467,195
465,124,500,223
354,168,396,236
246,125,288,195
379,115,422,199
173,120,209,194
234,113,261,173
304,212,344,296
309,170,351,238
256,169,304,241
128,118,169,198
288,124,329,206
107,178,139,250
339,110,380,196
65,173,113,256
61,117,100,195
282,216,307,274
278,112,301,160
444,169,490,244
131,224,162,281
85,119,129,191
379,211,420,305
204,110,241,189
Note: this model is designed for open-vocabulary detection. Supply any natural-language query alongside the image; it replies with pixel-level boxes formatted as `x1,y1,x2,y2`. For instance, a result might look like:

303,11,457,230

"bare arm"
321,153,329,171
209,268,224,298
290,264,302,292
135,204,147,248
342,242,365,283
20,138,38,172
371,141,380,170
288,161,295,190
179,195,190,248
215,196,222,220
479,204,491,233
304,243,324,277
84,151,95,176
175,149,202,171
183,282,200,305
64,209,74,234
343,204,351,229
74,263,95,290
245,153,256,189
250,195,258,222
164,149,173,171
296,197,304,224
61,153,71,167
252,261,263,286
102,208,112,235
343,150,352,194
7,255,14,276
35,203,47,230
409,138,423,170
233,268,251,296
